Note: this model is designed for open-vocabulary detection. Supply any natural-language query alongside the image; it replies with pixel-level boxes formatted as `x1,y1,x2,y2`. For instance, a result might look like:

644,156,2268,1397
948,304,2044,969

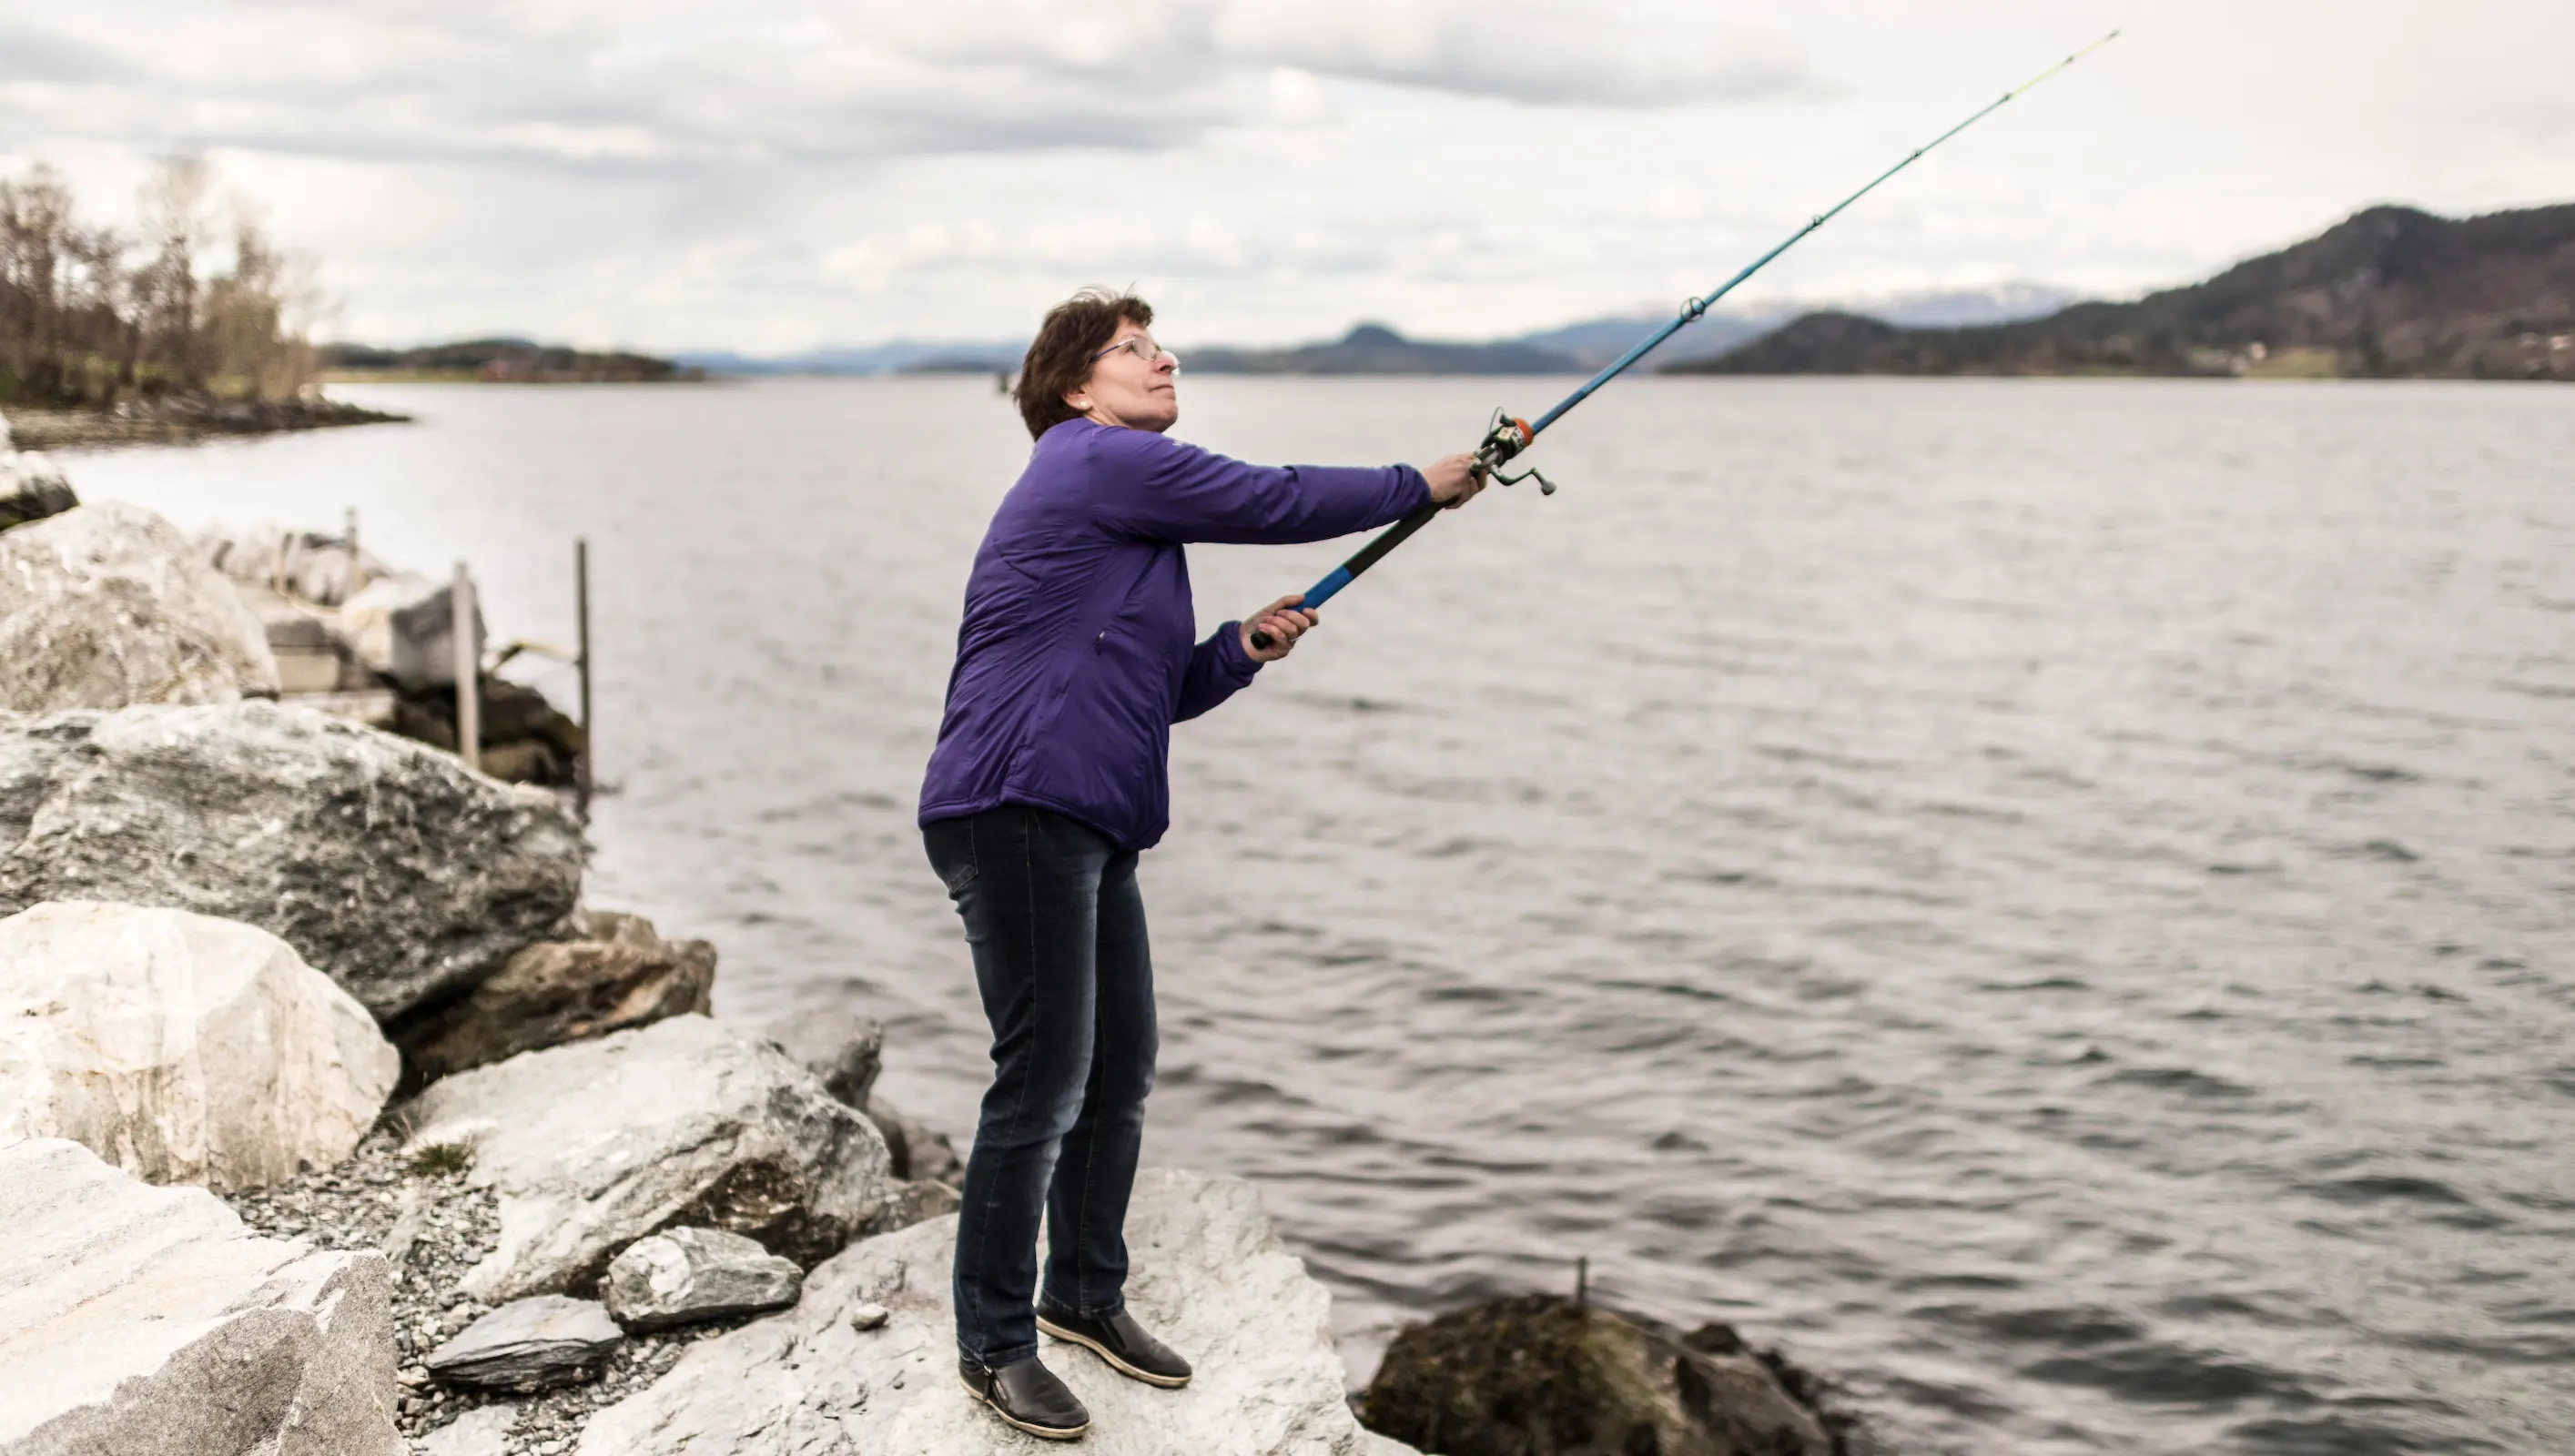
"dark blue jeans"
924,804,1157,1368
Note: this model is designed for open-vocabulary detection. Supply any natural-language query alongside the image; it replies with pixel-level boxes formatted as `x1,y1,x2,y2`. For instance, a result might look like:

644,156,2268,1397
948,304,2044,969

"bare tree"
0,156,322,408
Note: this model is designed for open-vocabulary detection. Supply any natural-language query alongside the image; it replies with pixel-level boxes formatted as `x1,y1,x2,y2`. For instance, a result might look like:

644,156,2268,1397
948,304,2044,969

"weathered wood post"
575,538,593,817
451,562,481,773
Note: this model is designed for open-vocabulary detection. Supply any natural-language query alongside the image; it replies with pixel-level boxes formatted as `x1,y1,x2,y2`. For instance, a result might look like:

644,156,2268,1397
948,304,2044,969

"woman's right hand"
1423,452,1486,509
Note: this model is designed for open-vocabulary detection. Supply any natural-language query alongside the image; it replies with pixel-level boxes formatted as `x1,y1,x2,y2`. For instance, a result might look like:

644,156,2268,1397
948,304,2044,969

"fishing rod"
1252,30,2121,649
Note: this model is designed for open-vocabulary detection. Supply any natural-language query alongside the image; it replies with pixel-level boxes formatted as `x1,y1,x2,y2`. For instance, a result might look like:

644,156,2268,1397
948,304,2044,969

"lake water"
63,376,2575,1455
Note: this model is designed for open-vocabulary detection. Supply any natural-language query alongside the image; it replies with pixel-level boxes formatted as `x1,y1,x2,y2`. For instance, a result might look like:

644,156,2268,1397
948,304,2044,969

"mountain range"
665,285,2080,379
1673,204,2575,381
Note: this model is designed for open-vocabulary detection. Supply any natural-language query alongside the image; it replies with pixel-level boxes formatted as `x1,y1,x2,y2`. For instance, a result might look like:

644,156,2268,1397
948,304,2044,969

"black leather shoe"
1036,1304,1193,1388
958,1355,1090,1440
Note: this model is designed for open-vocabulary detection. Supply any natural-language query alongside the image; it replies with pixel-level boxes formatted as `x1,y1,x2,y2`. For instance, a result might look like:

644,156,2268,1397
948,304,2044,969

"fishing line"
1251,30,2122,649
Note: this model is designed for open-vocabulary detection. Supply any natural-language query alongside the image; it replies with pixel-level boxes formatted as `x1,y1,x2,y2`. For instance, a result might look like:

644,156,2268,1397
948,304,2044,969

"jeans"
924,804,1157,1368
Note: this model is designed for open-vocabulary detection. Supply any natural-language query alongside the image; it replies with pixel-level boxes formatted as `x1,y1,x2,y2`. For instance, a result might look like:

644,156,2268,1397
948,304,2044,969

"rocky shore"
0,413,1859,1455
5,390,404,451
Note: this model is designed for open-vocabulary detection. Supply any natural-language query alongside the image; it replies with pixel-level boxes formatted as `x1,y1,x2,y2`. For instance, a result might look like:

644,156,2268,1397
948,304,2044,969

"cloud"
0,1,1821,175
1212,1,1823,106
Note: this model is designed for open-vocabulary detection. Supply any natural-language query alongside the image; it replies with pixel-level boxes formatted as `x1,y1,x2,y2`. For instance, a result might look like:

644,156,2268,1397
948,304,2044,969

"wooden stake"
1576,1256,1588,1308
451,562,480,773
575,538,593,817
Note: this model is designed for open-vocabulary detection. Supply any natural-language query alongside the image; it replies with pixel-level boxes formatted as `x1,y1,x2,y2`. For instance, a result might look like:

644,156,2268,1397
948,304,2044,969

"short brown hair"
1014,288,1154,440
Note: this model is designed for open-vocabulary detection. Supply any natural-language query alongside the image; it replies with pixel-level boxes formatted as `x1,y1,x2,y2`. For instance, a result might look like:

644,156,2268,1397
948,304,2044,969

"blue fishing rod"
1252,31,2121,649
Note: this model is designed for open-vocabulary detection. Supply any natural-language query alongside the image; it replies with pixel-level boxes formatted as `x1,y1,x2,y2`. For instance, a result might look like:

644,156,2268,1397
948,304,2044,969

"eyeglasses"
1090,334,1174,367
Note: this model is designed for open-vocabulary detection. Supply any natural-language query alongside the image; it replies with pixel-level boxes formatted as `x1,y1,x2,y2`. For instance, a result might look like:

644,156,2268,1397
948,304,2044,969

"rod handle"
1249,568,1355,651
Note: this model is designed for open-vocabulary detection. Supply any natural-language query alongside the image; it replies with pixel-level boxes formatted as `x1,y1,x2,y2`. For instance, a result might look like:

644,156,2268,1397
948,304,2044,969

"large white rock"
0,700,586,1018
574,1168,1420,1456
0,902,399,1192
0,500,280,711
402,1015,895,1303
0,1138,402,1456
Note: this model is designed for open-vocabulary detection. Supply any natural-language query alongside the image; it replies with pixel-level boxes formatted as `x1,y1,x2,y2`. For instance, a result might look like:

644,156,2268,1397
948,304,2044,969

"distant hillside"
664,288,2082,379
1672,204,2575,380
321,338,701,382
674,340,1026,376
1186,324,1579,375
1516,286,2081,369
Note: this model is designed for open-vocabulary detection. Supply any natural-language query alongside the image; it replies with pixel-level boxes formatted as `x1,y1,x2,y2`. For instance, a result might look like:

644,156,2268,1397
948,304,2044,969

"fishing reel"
1473,408,1557,496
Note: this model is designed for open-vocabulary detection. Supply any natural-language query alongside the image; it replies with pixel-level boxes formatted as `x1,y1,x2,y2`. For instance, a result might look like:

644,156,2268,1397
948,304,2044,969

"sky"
4,1,2568,352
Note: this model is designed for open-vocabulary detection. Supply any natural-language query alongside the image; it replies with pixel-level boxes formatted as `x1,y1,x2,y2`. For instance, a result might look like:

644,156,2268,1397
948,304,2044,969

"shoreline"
0,422,1860,1456
5,393,409,451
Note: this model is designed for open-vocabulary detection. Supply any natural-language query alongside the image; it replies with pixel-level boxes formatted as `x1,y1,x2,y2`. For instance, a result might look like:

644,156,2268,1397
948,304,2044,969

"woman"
919,288,1482,1439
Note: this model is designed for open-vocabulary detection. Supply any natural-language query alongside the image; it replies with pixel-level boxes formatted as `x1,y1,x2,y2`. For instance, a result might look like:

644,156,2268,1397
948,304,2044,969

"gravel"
219,1119,769,1454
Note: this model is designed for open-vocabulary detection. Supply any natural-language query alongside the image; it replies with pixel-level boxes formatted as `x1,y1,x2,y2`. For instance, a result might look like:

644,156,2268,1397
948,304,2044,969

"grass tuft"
409,1141,472,1177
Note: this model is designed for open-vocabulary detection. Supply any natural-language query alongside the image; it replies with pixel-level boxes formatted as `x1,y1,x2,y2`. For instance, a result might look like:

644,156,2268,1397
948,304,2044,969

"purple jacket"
918,419,1429,850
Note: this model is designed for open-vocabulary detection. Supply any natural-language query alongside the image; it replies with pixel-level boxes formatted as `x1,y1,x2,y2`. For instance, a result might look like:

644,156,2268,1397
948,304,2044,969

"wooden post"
451,562,480,773
574,539,593,817
1576,1256,1588,1307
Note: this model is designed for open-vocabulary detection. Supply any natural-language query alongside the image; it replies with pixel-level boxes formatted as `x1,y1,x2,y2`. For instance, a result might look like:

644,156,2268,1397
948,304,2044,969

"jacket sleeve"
1174,621,1261,723
1088,427,1431,544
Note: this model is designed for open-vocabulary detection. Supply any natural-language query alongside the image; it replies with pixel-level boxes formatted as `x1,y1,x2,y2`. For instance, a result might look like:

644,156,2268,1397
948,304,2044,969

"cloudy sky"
5,1,2566,351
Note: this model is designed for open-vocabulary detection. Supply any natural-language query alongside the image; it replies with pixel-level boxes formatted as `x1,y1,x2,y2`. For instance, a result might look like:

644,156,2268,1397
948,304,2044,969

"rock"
390,914,717,1088
573,1168,1414,1456
846,1301,889,1332
0,500,281,712
0,699,586,1019
0,902,400,1192
0,447,77,534
197,522,393,610
425,1295,624,1392
0,712,96,855
1358,1294,1843,1456
417,1404,517,1456
238,584,381,694
338,572,482,692
760,1006,886,1109
0,1138,401,1455
400,1015,895,1302
865,1091,964,1185
870,1178,963,1236
604,1226,805,1330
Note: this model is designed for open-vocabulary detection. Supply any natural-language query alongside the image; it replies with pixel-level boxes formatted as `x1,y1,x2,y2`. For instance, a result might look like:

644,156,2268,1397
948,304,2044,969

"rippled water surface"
73,377,2575,1454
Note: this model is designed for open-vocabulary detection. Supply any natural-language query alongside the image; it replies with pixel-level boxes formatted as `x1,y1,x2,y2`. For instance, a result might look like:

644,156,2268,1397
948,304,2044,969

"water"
65,376,2575,1454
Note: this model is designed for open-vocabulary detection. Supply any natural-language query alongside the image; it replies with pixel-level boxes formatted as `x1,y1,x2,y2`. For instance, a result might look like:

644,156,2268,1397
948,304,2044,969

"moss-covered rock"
1359,1293,1847,1456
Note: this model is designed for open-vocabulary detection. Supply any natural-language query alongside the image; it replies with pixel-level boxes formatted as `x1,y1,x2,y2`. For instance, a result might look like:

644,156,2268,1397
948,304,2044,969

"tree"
0,155,322,408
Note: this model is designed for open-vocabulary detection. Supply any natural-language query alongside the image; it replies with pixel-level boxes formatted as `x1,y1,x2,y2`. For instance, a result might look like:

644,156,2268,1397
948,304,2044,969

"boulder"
338,572,482,691
573,1168,1417,1456
604,1226,805,1330
0,1138,401,1456
866,1091,964,1186
0,447,77,534
870,1178,963,1236
1358,1294,1843,1456
0,500,281,711
400,1015,895,1302
0,902,400,1193
424,1295,623,1392
0,712,97,854
760,1006,886,1109
418,1405,516,1456
0,700,587,1019
390,912,716,1088
196,522,393,609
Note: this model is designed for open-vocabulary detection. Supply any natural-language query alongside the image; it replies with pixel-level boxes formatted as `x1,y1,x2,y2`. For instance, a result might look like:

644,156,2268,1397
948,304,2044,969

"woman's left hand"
1242,595,1318,662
